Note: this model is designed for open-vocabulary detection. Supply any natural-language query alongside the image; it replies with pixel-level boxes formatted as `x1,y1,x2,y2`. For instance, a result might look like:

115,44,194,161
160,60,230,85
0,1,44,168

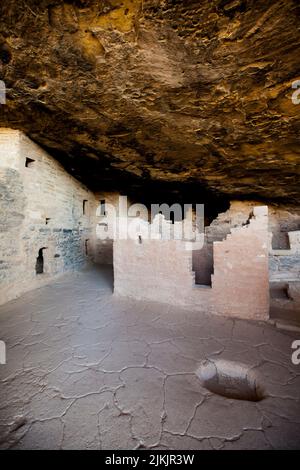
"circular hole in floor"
196,359,265,402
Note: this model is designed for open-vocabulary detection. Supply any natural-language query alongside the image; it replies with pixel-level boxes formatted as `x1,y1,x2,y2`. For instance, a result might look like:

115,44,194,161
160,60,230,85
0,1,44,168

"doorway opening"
36,247,47,274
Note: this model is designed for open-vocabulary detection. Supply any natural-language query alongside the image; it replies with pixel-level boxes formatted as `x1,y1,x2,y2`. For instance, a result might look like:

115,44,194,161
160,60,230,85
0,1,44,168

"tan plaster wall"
114,206,270,320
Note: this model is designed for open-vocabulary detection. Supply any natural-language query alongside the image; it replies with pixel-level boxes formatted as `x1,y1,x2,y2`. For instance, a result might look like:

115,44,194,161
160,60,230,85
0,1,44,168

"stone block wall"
212,206,269,320
93,192,141,265
270,231,300,282
269,230,300,324
192,201,254,286
93,192,120,264
114,238,198,307
0,128,97,305
114,206,270,320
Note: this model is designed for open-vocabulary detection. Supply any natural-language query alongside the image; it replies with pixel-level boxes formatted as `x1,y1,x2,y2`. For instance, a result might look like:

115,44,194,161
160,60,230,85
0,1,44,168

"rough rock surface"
0,266,300,449
0,1,299,202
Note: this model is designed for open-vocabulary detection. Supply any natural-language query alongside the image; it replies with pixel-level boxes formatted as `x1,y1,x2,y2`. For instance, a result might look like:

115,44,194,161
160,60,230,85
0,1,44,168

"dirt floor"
0,266,299,449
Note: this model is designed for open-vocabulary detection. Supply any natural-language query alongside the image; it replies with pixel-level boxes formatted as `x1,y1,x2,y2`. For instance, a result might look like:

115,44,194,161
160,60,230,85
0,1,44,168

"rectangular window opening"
83,199,88,215
100,199,106,216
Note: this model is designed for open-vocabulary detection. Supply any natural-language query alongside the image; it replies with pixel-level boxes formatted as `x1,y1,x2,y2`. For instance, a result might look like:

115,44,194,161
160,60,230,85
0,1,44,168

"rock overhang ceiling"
0,0,299,205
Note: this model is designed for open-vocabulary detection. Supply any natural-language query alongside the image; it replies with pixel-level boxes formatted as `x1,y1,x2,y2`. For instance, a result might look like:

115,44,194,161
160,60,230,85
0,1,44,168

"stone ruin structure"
1,128,299,326
0,129,97,304
114,206,270,320
0,131,299,451
0,1,299,450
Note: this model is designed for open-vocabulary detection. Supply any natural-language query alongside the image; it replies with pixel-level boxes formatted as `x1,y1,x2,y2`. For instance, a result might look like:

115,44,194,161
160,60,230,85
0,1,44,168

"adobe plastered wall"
114,206,270,320
0,128,97,305
211,206,269,320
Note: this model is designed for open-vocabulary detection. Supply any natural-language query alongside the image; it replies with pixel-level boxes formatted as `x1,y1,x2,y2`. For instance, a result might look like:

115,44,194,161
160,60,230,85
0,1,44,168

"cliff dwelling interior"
0,0,300,452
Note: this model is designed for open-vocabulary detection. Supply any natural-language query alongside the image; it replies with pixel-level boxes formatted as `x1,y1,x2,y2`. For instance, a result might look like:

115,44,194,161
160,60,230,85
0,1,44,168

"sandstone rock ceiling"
0,0,299,204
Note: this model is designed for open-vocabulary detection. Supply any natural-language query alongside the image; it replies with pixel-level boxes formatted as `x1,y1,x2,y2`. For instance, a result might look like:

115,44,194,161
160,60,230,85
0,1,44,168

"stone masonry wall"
269,230,300,324
114,206,270,320
192,201,254,286
212,206,269,320
93,192,120,265
0,128,97,305
270,232,300,283
192,201,300,290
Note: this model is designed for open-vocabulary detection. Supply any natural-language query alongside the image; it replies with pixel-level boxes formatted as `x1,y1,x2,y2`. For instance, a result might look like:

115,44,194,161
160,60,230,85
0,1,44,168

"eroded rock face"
0,0,299,202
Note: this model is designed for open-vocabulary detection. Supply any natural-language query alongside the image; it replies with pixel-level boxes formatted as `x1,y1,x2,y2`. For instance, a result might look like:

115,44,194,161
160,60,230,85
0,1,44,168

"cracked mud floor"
0,265,300,450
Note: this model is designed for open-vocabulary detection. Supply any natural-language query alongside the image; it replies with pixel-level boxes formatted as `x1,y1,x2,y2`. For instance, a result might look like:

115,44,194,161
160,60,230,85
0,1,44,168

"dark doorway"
36,247,47,274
